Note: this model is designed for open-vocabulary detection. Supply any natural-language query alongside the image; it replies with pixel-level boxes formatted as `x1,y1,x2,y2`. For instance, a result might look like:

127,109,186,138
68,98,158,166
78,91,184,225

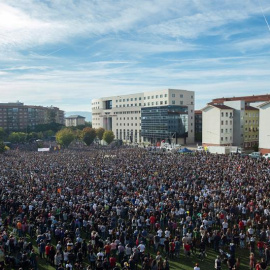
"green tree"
103,130,115,145
55,128,75,147
96,127,105,141
82,127,96,146
0,141,5,153
0,127,5,141
8,132,27,143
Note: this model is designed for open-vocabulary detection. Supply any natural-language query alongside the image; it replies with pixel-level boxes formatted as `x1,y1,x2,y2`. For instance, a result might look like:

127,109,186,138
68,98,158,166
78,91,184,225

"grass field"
28,236,251,270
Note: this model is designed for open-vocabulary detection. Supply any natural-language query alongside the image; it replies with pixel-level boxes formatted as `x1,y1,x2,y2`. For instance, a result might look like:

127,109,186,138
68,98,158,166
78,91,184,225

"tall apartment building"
91,89,195,144
0,102,65,132
258,101,270,154
202,104,234,146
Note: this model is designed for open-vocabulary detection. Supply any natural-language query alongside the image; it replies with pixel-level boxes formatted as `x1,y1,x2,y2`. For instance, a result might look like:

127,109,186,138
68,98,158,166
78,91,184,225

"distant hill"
65,111,92,122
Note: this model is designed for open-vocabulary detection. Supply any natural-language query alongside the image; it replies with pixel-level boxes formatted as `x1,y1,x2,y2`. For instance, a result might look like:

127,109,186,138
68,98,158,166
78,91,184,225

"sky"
0,0,270,112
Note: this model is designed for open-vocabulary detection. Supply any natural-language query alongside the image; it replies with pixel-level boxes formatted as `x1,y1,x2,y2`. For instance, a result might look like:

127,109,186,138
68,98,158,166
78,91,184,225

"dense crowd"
0,147,269,270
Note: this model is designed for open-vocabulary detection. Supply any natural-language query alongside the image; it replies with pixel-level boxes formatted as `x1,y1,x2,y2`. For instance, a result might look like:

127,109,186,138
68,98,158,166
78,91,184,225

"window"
127,98,129,101
172,100,175,104
221,129,223,133
221,137,223,141
156,95,158,98
160,95,163,98
221,121,224,125
131,98,133,101
148,96,150,99
165,101,167,104
180,101,183,105
123,99,125,102
221,112,224,117
226,112,228,117
172,94,175,97
152,96,154,99
165,94,167,97
191,95,193,99
180,94,183,98
160,101,163,105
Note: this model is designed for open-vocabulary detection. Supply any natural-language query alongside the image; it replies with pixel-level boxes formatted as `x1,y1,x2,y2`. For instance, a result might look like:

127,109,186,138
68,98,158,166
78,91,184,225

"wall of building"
259,102,270,153
223,100,245,147
202,106,234,146
243,109,259,148
202,107,221,145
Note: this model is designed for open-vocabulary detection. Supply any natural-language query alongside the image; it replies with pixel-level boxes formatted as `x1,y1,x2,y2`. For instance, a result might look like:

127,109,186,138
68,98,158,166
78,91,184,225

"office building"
91,89,195,144
65,115,86,127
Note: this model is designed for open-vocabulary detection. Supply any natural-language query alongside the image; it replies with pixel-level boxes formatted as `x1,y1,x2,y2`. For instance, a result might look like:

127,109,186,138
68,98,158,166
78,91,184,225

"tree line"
0,125,115,152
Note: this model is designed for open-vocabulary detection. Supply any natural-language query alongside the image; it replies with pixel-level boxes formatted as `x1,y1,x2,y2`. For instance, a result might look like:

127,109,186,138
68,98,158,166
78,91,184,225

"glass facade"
141,105,188,142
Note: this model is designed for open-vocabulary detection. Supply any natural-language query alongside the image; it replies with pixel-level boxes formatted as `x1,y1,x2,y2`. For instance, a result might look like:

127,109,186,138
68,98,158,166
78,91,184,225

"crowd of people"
0,147,269,270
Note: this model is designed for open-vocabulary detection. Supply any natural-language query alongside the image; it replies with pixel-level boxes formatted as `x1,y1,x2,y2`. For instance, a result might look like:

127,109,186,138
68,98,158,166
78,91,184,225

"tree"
0,127,5,141
0,141,5,153
8,132,27,143
82,127,96,146
96,127,105,141
103,130,115,145
55,128,75,147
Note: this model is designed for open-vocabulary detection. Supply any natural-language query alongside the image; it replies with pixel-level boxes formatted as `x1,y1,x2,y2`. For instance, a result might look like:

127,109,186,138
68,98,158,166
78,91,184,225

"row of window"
221,137,232,141
245,135,258,139
221,128,232,133
117,123,139,127
117,117,138,120
221,120,233,125
245,112,259,117
221,112,233,117
115,100,191,108
245,120,258,124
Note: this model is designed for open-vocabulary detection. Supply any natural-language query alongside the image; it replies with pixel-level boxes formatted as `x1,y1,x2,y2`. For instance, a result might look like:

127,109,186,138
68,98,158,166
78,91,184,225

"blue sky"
0,0,270,111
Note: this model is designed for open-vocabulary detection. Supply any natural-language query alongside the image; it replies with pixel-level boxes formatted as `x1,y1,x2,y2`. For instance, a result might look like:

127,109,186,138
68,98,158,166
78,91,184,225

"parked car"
262,153,270,160
249,152,261,159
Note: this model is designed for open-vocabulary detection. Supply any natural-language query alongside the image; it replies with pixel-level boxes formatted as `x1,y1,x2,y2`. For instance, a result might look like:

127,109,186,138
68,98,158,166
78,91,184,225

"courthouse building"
91,89,195,144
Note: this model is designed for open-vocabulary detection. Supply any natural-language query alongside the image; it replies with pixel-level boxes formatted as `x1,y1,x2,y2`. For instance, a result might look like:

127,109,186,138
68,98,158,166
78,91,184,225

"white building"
91,89,195,144
258,101,270,154
65,115,86,127
202,104,234,146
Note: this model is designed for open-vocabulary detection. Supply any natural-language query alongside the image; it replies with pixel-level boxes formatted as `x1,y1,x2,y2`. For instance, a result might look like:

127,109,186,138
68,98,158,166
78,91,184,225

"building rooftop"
65,115,86,119
245,105,259,110
211,94,270,104
211,104,233,110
